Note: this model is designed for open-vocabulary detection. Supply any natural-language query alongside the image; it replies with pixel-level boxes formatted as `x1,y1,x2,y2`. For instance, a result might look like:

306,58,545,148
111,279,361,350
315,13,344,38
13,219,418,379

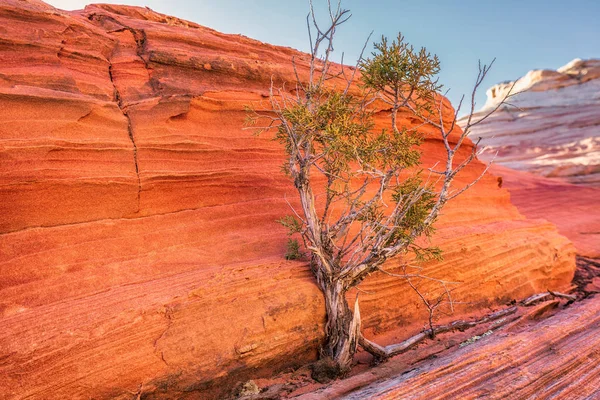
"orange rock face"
491,165,600,259
0,1,575,399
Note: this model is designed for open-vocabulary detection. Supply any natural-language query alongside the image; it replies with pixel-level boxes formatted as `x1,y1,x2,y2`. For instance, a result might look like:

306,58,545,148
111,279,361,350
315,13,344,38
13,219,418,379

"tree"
247,0,512,374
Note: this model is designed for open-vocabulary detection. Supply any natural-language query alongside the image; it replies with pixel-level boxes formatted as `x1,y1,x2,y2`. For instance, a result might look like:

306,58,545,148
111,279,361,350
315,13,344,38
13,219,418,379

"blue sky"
47,0,600,112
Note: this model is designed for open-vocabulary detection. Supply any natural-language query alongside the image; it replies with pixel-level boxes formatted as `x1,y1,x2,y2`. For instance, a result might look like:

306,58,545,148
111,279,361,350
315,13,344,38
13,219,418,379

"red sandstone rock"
0,1,575,399
301,296,600,399
491,165,600,259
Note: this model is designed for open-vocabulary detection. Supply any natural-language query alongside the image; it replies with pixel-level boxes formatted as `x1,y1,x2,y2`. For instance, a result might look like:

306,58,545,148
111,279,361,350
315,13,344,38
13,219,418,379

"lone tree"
247,1,512,374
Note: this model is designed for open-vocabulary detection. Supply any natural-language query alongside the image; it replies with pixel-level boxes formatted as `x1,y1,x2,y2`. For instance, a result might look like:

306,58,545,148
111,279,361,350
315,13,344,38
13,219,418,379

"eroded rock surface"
0,1,575,399
331,295,600,400
491,165,600,258
461,59,600,186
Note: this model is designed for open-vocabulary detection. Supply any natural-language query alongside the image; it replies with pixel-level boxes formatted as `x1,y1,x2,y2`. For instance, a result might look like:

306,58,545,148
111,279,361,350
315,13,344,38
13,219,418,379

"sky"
45,0,600,112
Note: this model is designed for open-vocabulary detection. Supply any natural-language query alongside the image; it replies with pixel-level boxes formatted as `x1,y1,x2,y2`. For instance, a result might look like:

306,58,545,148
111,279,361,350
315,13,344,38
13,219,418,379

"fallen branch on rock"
548,290,577,301
521,290,576,306
359,306,518,359
358,288,578,361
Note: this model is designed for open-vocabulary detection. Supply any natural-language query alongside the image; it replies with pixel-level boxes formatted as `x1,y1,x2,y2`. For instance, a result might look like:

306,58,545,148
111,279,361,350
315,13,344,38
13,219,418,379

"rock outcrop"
0,1,575,399
461,59,600,186
491,165,600,259
318,295,600,400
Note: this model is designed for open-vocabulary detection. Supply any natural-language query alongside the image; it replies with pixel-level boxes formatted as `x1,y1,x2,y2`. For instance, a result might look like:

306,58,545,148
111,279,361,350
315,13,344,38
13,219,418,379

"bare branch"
359,306,518,359
521,290,576,306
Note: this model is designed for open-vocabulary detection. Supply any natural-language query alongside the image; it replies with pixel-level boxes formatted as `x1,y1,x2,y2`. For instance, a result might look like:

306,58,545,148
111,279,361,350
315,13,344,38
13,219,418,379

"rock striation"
329,295,600,400
491,165,600,259
461,59,600,186
0,1,576,399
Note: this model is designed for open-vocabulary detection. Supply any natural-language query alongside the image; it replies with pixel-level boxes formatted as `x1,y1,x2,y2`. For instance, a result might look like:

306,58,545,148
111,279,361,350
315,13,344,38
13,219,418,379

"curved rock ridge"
460,58,600,186
491,165,600,259
0,1,575,399
327,296,600,400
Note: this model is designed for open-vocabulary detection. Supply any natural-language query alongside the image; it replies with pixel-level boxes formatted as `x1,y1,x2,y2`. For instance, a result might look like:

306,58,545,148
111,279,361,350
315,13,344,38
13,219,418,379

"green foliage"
278,216,305,260
277,215,303,236
285,238,304,260
253,31,449,272
353,33,444,262
275,89,373,180
412,245,443,262
383,173,439,247
360,33,442,114
280,88,426,172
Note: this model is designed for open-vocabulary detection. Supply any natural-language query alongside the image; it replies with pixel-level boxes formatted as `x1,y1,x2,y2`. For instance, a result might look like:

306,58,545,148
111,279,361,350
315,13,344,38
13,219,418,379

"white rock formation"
460,58,600,186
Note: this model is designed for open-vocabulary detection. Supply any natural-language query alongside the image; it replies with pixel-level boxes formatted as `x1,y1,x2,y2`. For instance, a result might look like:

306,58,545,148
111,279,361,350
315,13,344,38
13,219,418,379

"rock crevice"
108,60,142,210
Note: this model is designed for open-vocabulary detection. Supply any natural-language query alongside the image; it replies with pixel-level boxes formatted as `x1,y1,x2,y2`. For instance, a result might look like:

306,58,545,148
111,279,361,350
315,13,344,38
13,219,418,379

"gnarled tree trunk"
319,279,361,372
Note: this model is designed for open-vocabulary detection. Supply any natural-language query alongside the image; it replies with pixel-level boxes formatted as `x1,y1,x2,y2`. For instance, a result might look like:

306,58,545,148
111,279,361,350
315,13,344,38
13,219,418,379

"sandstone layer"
460,59,600,186
312,295,600,400
491,165,600,259
0,1,575,399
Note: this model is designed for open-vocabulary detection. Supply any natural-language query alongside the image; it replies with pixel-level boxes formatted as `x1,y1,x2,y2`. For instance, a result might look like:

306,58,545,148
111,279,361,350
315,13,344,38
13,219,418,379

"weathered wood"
521,290,576,306
321,282,358,371
548,290,577,301
359,306,518,359
360,288,580,361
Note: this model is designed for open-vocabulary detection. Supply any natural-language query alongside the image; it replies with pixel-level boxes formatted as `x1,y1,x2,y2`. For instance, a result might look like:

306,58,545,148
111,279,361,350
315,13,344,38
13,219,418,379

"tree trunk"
321,281,361,372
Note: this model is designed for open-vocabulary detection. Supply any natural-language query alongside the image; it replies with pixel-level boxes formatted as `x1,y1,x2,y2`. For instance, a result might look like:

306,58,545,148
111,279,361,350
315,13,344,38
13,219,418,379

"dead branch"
548,290,577,301
358,289,578,361
521,290,577,306
359,306,518,359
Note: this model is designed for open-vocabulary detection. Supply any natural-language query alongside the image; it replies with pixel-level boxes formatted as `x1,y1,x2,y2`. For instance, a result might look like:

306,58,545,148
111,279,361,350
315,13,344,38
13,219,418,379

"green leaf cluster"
391,174,437,239
254,31,449,269
360,33,442,114
284,238,304,260
277,215,303,236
